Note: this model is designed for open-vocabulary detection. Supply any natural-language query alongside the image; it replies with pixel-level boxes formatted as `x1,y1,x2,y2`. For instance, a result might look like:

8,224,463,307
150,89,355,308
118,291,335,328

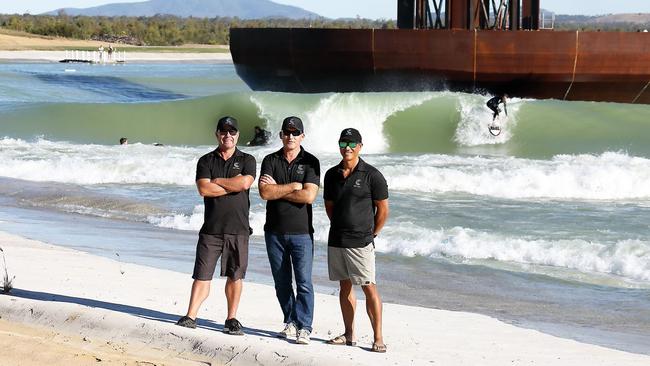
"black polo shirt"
323,158,388,248
260,147,320,234
196,148,256,235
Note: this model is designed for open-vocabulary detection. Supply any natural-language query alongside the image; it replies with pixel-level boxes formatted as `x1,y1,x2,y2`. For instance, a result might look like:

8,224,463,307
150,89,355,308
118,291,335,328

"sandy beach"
0,49,232,63
0,32,232,62
0,230,648,366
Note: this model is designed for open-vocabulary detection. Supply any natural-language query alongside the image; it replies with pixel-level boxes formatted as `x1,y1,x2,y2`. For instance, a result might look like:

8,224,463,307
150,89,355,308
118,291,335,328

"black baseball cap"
216,116,238,131
339,128,362,143
281,116,304,133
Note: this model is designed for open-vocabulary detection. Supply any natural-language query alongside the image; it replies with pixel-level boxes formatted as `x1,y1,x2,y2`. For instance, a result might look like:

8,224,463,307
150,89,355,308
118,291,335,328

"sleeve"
260,155,273,178
369,170,389,201
242,154,257,179
195,155,211,181
323,168,334,201
304,156,321,186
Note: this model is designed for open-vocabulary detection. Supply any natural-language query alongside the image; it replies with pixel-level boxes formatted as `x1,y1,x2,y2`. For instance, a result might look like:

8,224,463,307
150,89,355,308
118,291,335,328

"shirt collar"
214,147,243,160
338,157,367,173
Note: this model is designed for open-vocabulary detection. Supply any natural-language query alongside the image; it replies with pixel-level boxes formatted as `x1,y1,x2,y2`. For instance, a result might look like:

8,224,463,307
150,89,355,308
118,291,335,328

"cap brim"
339,137,360,143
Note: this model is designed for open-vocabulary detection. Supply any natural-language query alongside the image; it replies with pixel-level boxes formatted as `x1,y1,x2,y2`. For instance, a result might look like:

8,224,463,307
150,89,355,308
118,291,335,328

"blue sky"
1,1,650,18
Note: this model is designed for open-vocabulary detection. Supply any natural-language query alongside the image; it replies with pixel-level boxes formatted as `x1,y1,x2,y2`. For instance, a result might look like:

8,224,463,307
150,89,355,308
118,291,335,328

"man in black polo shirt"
176,116,256,336
323,128,389,353
258,116,320,345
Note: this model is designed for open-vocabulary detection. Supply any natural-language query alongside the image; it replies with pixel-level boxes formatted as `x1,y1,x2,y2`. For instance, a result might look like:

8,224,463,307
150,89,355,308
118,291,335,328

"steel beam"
509,0,520,30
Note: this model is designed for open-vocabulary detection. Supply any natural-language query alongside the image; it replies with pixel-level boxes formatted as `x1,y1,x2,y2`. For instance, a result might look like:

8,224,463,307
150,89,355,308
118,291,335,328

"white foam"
148,203,332,241
2,138,650,200
376,223,650,282
454,94,524,146
250,92,434,154
149,202,650,283
148,205,206,231
0,138,201,185
376,152,650,200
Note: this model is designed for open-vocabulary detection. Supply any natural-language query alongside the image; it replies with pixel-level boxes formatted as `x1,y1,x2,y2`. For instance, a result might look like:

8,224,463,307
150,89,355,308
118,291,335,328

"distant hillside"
554,12,650,31
560,13,650,24
45,0,320,19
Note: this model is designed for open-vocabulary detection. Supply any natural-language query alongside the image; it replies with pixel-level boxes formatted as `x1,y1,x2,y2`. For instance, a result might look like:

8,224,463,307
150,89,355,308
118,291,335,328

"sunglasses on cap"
338,141,358,149
218,129,238,136
282,129,302,137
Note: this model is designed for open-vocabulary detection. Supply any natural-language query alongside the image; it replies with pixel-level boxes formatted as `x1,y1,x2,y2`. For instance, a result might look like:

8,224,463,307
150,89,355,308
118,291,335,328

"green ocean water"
2,91,650,158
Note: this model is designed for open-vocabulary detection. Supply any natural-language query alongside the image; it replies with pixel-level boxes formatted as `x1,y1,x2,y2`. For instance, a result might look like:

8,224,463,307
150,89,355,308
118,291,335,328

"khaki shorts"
192,233,249,281
328,243,376,286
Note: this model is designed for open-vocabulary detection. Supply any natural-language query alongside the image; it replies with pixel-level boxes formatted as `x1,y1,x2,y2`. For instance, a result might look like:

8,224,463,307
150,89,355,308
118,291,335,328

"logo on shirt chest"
233,162,241,170
353,179,362,188
296,164,305,175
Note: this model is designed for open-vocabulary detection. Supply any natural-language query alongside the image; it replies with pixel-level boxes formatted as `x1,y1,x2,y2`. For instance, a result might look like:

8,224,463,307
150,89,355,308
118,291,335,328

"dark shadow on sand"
10,288,276,339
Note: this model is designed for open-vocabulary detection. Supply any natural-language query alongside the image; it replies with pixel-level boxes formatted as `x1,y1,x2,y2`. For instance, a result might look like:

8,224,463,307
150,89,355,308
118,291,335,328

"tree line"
0,14,396,46
1,13,645,46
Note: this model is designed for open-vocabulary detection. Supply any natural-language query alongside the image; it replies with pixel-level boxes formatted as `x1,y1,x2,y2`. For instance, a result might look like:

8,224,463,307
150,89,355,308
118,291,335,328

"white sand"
0,50,232,62
0,230,648,365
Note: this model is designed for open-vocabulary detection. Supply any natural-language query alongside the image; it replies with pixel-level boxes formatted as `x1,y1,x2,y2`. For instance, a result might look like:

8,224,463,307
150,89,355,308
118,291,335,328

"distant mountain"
45,0,321,19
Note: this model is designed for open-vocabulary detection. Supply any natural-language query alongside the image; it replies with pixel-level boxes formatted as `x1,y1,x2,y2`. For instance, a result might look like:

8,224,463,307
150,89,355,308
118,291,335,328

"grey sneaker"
296,329,311,345
278,322,297,339
175,316,196,329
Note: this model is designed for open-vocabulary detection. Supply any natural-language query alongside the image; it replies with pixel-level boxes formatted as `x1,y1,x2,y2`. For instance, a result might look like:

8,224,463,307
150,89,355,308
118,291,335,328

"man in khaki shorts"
323,128,389,353
176,116,256,336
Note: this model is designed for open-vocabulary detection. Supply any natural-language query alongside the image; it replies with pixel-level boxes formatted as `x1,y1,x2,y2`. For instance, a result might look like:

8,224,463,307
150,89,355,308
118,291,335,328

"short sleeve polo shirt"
323,158,388,248
260,147,320,234
196,148,257,235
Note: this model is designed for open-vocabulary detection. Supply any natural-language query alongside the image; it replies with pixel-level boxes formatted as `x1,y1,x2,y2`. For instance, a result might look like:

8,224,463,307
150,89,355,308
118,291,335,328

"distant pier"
60,49,126,64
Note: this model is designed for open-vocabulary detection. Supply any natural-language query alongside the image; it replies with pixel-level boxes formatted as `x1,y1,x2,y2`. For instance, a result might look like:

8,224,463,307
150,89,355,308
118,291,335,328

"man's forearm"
260,183,299,200
213,176,250,192
373,203,389,236
283,189,316,204
373,214,388,236
198,182,228,197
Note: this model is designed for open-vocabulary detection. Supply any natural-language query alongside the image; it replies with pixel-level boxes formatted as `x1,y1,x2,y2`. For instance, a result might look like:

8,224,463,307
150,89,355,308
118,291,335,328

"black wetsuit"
248,129,270,146
487,96,503,120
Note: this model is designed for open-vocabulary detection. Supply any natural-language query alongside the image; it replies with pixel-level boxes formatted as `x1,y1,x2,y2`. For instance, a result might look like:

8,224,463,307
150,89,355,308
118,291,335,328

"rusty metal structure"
230,0,650,104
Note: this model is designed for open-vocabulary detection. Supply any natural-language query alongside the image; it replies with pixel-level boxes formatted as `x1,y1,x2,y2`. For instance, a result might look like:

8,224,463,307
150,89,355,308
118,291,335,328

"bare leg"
225,278,243,319
186,279,211,319
362,284,384,345
339,279,356,340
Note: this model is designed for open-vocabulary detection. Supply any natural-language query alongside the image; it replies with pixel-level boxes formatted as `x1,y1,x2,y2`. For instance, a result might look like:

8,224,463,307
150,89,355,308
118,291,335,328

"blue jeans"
265,232,314,332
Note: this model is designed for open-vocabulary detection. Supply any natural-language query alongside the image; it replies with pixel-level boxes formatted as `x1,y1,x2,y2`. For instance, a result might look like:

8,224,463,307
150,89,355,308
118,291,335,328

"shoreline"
0,50,233,63
1,230,649,365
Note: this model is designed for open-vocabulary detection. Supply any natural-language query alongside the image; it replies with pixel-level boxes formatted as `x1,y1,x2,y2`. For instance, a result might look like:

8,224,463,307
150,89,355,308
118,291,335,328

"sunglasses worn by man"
282,129,302,137
219,129,238,136
338,141,358,149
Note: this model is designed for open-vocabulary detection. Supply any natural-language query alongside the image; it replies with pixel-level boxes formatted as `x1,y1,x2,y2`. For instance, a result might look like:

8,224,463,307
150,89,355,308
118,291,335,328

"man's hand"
258,175,303,200
260,174,302,191
259,174,277,185
292,182,303,191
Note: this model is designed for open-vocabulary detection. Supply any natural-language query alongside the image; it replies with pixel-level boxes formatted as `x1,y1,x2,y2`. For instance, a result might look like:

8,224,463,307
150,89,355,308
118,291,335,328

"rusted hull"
230,28,650,104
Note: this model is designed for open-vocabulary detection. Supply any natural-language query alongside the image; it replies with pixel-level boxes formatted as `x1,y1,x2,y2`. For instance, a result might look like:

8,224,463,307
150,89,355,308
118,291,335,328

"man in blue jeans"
259,116,320,345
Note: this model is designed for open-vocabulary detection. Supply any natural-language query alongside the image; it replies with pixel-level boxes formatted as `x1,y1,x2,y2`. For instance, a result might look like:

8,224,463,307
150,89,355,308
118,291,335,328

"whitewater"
0,61,649,353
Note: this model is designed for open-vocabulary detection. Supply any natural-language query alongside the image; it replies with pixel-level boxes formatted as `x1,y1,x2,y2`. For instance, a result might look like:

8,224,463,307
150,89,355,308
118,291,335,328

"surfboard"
488,123,501,136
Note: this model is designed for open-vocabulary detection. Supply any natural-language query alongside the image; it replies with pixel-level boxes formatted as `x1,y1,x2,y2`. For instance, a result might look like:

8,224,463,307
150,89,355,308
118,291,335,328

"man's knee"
361,283,380,298
339,279,353,292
